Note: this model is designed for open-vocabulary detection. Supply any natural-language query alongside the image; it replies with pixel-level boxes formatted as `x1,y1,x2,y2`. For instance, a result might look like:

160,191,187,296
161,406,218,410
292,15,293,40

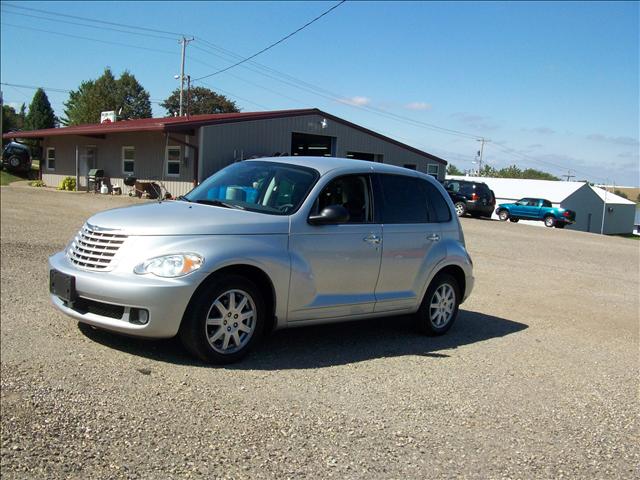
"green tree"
161,86,239,116
447,163,463,175
24,89,56,131
62,68,151,125
479,164,497,177
2,105,19,136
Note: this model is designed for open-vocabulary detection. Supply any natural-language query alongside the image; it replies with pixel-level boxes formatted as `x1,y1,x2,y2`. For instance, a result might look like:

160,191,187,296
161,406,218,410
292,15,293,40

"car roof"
245,156,433,178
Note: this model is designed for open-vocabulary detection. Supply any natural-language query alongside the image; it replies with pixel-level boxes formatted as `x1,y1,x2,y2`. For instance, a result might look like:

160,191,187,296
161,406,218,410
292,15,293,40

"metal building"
3,108,447,196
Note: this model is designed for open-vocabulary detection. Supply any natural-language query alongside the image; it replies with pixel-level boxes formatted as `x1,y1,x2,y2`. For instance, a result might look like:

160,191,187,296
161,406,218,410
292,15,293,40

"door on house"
79,147,97,189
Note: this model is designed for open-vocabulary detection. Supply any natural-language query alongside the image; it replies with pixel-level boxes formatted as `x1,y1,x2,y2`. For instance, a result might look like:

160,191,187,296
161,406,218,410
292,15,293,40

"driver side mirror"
308,204,350,225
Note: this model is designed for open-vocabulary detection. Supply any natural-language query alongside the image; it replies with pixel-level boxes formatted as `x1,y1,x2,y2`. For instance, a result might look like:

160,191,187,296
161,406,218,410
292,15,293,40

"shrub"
57,177,76,191
29,180,45,187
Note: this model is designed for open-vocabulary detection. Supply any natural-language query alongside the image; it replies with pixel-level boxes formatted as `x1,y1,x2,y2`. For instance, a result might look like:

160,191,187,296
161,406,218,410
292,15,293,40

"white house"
447,175,636,234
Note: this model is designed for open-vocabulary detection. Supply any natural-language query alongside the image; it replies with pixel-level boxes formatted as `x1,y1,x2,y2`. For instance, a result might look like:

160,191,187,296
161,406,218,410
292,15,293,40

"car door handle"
363,234,381,245
426,233,440,242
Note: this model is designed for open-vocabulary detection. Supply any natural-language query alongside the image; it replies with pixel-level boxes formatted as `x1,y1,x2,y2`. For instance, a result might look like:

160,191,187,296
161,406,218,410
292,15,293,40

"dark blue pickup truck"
496,198,576,228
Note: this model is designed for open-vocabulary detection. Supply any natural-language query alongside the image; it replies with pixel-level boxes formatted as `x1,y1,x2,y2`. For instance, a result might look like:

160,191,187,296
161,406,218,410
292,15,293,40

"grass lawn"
0,170,27,186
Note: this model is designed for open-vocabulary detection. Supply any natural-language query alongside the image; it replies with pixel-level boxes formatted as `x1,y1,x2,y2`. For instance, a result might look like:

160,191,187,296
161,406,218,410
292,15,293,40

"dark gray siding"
198,114,444,181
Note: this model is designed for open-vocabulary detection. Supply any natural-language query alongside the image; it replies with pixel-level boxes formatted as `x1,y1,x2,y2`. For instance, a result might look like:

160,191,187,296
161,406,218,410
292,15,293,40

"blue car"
496,198,576,228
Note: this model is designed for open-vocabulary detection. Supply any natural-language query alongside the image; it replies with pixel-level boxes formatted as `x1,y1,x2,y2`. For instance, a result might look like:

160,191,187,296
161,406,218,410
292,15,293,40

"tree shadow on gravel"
77,310,527,370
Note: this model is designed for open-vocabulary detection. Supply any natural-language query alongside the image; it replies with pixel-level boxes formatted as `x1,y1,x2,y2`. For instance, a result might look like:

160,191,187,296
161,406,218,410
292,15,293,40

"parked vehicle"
496,198,576,228
49,157,474,364
2,141,32,173
443,179,495,218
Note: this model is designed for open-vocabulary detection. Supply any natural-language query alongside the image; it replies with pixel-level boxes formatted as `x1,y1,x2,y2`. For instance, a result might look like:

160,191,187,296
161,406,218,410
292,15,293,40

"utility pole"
178,37,194,116
562,170,575,182
186,75,191,117
476,138,490,175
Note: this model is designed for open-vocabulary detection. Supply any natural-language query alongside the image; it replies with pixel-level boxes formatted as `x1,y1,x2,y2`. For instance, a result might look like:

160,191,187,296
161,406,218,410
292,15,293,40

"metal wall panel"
199,114,445,181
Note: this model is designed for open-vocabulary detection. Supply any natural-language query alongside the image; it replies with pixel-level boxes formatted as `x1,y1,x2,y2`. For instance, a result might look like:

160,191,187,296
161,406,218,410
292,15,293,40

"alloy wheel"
429,283,456,328
205,289,256,354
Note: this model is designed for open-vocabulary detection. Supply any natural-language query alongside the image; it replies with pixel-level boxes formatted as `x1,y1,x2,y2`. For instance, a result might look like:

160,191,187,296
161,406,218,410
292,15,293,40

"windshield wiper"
194,199,245,210
177,195,190,202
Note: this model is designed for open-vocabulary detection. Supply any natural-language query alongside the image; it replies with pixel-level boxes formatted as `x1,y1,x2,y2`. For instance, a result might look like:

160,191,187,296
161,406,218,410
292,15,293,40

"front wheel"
498,209,509,221
415,273,460,336
544,216,555,227
179,274,265,364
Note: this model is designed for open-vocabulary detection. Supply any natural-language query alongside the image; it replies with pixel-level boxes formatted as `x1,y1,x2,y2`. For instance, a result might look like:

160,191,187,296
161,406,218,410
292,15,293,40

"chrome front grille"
68,224,127,271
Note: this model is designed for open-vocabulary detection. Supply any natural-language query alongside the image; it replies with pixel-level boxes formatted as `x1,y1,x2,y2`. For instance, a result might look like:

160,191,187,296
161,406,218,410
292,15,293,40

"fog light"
130,308,149,325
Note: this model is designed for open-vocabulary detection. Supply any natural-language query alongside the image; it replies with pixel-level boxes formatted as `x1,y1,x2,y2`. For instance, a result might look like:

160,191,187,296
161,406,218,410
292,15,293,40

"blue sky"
1,1,638,185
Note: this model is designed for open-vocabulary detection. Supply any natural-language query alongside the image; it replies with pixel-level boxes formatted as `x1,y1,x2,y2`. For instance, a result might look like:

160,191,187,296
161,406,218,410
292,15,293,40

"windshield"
184,161,319,215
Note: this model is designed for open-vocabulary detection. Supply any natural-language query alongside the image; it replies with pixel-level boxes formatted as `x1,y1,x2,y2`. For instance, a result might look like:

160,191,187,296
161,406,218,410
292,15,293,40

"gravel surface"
1,185,638,479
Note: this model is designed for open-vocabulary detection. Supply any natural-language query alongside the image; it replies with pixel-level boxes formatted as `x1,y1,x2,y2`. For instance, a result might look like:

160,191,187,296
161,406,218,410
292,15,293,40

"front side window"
46,147,56,170
377,174,429,224
313,175,372,224
184,161,318,215
166,146,181,176
122,146,135,174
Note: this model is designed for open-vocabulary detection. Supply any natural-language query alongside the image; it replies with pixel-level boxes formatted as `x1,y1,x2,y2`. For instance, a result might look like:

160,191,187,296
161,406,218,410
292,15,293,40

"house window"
427,164,439,178
166,146,181,176
46,147,56,170
122,146,135,174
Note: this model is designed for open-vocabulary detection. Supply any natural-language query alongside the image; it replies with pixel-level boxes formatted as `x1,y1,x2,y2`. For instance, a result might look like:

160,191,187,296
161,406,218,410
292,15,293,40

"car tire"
8,156,21,169
509,218,519,223
454,202,466,217
415,273,460,336
179,274,265,364
498,209,509,221
544,215,555,228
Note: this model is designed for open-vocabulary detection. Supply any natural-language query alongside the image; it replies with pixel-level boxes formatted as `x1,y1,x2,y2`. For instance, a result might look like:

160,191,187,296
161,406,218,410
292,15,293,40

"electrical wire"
193,1,347,81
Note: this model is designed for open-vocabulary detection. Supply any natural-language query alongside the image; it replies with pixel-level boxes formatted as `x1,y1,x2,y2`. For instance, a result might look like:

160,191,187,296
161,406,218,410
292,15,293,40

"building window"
427,164,439,178
46,147,56,170
166,146,181,176
122,146,135,174
403,164,417,170
346,151,375,161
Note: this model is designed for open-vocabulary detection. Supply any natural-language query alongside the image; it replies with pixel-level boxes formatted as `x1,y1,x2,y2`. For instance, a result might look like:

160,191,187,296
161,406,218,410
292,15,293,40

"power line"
192,1,347,81
0,7,179,41
0,22,178,56
1,2,186,37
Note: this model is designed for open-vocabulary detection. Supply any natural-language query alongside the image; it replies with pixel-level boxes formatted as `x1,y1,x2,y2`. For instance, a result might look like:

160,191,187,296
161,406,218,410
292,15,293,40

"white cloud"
405,101,432,111
586,133,639,146
339,96,371,106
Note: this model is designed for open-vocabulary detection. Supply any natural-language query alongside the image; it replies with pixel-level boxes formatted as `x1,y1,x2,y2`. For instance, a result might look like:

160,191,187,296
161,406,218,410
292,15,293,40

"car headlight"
134,253,203,278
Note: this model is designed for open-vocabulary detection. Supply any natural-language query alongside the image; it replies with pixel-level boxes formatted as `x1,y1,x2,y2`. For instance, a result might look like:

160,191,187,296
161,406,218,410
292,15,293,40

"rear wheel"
544,215,555,227
454,202,466,217
415,273,460,336
179,274,265,364
498,209,509,221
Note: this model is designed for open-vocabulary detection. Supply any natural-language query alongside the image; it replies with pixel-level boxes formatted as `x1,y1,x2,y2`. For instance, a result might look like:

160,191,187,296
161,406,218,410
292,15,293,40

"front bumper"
48,252,206,338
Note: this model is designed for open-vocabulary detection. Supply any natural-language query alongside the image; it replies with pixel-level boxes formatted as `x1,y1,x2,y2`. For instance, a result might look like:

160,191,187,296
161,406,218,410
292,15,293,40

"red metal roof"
2,107,446,164
2,109,317,138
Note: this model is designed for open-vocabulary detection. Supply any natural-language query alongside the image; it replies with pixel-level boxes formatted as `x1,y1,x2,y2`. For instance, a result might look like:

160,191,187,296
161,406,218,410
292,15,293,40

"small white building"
447,175,636,234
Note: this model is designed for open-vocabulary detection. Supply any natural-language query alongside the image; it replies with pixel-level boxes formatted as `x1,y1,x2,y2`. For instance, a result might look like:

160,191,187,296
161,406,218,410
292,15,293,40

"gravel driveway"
1,185,638,479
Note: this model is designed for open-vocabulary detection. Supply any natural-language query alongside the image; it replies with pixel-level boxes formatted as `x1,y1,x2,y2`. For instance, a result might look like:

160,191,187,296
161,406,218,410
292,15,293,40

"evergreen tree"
24,89,56,131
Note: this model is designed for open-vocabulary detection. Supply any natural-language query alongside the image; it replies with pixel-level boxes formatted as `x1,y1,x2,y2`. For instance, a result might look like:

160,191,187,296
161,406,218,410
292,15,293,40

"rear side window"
423,182,452,223
377,174,428,223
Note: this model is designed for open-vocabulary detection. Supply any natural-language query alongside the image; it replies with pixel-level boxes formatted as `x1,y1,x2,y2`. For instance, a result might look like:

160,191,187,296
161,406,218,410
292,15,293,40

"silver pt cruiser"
49,157,474,364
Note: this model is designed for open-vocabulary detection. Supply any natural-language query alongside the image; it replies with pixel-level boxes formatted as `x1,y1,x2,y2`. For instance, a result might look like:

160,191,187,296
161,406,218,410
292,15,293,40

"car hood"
85,200,290,236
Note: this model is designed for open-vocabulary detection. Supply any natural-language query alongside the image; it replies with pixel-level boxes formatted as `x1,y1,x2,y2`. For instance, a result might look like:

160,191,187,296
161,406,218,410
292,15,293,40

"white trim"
46,147,56,171
427,164,439,175
165,145,181,177
122,146,135,175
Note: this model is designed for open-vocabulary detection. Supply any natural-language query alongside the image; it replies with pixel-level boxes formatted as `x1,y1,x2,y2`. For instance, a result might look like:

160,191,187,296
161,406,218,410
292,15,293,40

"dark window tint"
424,182,452,222
377,174,429,223
543,200,552,207
315,175,371,223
